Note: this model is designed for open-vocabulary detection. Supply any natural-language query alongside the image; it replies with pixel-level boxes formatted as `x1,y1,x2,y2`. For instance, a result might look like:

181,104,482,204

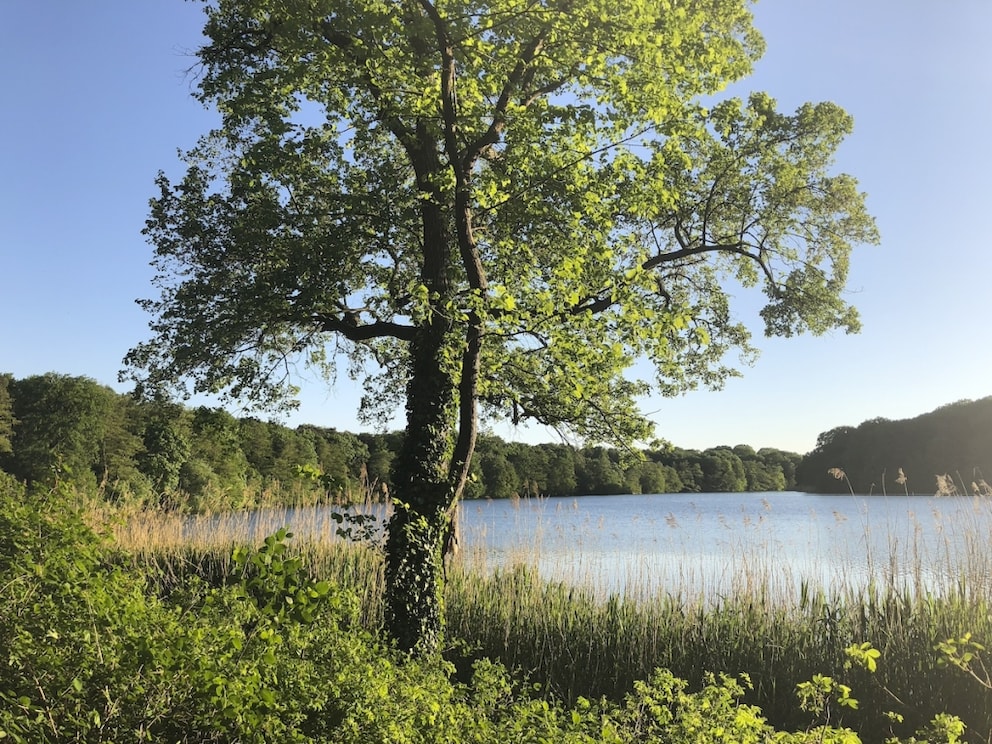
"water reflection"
185,492,992,601
456,492,992,601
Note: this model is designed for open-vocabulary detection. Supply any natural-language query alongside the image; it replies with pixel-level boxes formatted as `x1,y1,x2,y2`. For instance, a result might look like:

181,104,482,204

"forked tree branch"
313,313,416,341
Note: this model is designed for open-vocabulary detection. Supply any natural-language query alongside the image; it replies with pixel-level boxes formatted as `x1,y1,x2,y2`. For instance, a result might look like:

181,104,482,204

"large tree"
124,0,877,652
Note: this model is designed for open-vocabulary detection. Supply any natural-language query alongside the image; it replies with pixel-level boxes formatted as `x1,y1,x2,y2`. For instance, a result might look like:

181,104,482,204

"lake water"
454,492,992,600
197,492,992,601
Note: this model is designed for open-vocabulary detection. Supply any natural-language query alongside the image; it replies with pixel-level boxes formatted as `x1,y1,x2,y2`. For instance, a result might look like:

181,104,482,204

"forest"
796,396,992,495
4,372,987,505
0,372,800,508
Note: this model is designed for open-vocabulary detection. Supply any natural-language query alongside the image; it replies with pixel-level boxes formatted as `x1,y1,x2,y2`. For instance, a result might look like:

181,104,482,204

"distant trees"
1,373,140,492
459,438,798,499
796,398,992,494
0,374,14,456
138,407,190,495
0,372,803,505
735,445,788,491
6,372,988,501
0,373,363,506
648,445,798,493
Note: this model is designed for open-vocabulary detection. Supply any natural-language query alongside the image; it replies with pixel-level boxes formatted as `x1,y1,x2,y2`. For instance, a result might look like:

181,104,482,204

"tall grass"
109,494,992,742
108,502,389,626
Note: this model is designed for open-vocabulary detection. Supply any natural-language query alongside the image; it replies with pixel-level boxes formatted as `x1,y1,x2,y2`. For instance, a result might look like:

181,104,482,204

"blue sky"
2,1,990,455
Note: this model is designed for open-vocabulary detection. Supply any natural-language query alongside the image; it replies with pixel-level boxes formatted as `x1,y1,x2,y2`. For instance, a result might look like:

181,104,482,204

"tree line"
0,372,800,508
6,372,987,503
796,397,992,495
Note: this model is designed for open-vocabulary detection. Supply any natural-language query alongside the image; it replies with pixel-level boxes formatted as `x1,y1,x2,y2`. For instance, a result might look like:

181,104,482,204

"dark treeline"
0,372,800,508
796,397,992,494
5,372,987,504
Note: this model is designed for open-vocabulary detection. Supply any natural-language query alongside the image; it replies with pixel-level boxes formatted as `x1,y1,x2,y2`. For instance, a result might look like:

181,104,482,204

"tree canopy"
124,0,877,651
796,398,992,495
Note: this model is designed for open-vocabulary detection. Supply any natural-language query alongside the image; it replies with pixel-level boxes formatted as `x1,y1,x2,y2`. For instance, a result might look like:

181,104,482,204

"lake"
197,491,992,601
455,492,992,600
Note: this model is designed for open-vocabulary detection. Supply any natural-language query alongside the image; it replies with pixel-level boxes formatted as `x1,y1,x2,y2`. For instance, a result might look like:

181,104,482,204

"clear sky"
2,1,990,455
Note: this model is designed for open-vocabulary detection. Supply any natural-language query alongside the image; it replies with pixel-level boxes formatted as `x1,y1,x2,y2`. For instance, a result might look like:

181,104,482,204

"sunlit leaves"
128,0,875,451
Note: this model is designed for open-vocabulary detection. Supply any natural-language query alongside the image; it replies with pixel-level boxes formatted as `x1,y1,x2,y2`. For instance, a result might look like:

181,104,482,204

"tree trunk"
383,321,457,654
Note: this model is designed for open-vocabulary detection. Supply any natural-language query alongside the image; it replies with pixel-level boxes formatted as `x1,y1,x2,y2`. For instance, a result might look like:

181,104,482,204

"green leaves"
936,633,991,689
797,674,859,714
231,527,336,625
128,0,878,652
127,0,877,453
845,642,882,674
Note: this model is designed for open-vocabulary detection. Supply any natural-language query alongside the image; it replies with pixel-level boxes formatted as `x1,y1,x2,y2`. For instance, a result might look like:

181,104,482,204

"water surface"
193,491,992,600
457,492,992,599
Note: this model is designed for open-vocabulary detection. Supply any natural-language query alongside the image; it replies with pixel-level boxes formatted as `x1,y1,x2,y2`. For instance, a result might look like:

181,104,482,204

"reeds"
107,494,992,742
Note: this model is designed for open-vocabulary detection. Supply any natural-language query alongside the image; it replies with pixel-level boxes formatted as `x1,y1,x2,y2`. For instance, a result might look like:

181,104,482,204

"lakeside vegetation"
3,473,989,742
4,376,992,739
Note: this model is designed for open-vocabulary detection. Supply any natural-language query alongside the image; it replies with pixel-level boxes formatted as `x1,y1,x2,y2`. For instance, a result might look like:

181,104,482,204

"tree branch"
313,313,416,341
317,20,420,156
464,23,552,166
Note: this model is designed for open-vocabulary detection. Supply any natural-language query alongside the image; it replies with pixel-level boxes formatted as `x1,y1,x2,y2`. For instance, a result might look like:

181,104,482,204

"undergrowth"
2,474,987,742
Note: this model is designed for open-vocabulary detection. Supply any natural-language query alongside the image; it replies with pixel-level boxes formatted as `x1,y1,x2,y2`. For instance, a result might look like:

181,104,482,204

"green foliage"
0,474,181,740
828,641,975,743
796,674,859,718
936,633,991,690
14,470,992,742
797,397,992,494
139,413,190,494
0,472,895,743
231,527,332,624
0,374,803,510
4,373,142,491
845,642,881,674
0,373,14,456
121,0,878,651
299,425,371,499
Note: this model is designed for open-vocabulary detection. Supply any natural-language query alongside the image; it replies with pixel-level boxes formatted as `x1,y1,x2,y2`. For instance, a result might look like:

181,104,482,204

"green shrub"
9,473,981,743
0,473,192,741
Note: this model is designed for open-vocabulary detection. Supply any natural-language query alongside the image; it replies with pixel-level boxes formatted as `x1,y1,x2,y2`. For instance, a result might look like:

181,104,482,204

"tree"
476,438,519,499
6,374,140,489
757,447,800,490
123,0,877,652
179,407,251,504
301,425,371,499
541,444,578,497
576,446,627,495
796,398,992,494
0,374,14,458
358,431,402,494
137,401,192,497
698,446,746,492
734,444,786,491
624,459,672,495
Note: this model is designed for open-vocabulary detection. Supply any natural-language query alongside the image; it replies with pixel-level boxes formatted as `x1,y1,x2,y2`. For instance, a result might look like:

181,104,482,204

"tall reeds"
108,493,992,742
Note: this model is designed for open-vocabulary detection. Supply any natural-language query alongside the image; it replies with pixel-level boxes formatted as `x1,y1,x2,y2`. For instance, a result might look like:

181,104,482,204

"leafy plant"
936,633,990,690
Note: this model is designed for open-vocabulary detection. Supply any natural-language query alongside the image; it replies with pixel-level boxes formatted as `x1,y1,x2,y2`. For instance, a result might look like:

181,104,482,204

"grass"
108,494,992,743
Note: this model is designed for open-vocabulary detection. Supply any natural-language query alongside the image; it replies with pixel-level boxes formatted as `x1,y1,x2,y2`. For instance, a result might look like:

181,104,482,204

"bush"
6,472,972,743
0,473,191,740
